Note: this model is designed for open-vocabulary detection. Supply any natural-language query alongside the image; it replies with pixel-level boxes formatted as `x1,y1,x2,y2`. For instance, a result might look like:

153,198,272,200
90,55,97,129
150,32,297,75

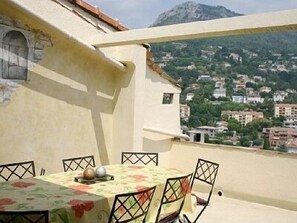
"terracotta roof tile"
147,51,180,87
68,0,128,31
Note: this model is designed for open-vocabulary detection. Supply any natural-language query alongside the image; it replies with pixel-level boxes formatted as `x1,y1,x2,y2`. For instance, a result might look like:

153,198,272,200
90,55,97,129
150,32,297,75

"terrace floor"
182,194,297,223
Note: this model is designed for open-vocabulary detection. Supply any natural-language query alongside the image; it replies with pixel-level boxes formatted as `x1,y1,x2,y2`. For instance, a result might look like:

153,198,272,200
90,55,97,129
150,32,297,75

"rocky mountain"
150,1,242,27
150,1,297,58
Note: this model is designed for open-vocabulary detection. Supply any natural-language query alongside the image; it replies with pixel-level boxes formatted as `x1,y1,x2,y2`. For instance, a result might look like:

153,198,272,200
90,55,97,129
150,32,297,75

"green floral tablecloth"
0,165,192,223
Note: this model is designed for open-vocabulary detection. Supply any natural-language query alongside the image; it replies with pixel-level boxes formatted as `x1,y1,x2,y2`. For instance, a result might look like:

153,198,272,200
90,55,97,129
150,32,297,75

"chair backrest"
155,172,193,223
191,158,219,203
0,161,36,181
0,210,49,223
121,152,158,166
62,155,95,172
108,186,156,223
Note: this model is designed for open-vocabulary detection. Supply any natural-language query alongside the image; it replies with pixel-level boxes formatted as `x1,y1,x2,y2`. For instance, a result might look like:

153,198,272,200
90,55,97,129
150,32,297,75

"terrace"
171,141,297,222
1,0,297,222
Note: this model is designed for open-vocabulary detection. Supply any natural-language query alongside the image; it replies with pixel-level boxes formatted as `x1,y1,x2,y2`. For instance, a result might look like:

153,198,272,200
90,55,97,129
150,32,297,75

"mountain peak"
150,1,242,27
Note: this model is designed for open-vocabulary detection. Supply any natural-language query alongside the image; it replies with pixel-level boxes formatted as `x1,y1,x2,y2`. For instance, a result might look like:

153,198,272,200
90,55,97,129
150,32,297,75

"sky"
87,0,297,29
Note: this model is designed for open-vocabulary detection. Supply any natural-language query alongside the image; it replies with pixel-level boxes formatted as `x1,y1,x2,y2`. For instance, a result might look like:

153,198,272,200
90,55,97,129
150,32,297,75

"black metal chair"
0,161,36,181
62,155,95,172
108,186,156,223
0,210,49,223
155,172,193,223
121,152,158,166
183,158,219,223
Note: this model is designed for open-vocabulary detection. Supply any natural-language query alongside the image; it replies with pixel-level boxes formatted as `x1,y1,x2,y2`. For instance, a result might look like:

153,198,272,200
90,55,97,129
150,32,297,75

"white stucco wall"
144,67,181,133
170,141,297,211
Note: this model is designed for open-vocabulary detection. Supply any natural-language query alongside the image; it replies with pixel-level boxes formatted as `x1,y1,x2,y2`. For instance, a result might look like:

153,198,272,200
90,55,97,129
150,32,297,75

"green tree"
263,138,272,150
240,136,251,147
227,118,242,133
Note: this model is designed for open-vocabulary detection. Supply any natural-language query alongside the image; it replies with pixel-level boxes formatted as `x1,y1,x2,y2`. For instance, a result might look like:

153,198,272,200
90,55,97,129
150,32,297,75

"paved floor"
182,195,297,223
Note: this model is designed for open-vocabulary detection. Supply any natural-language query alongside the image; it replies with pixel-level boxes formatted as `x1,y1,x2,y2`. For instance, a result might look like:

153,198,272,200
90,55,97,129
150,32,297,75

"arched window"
2,31,28,80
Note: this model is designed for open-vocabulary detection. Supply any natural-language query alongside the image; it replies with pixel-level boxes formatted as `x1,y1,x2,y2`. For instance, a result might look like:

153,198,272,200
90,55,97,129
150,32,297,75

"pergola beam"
89,9,297,48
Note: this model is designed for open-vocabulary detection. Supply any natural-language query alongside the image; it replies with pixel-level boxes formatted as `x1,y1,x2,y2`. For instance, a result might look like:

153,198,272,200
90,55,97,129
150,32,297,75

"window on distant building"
162,93,173,104
2,30,28,80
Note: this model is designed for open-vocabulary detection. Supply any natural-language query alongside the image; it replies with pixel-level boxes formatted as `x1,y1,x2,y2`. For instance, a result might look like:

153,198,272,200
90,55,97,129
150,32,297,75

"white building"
246,92,264,104
232,95,247,103
273,91,288,102
186,93,195,101
260,86,271,93
213,88,226,98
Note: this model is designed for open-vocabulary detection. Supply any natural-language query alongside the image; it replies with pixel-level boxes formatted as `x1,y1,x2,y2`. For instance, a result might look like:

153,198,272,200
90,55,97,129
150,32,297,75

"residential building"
284,118,297,129
246,91,264,104
215,80,225,88
180,104,190,121
198,75,212,81
254,76,264,82
161,52,174,62
216,121,229,133
274,104,297,118
197,126,220,137
186,92,195,101
260,86,272,93
222,111,264,126
186,126,219,143
232,95,247,103
213,88,226,98
233,80,246,90
273,91,288,102
262,127,297,147
286,89,297,94
229,53,241,63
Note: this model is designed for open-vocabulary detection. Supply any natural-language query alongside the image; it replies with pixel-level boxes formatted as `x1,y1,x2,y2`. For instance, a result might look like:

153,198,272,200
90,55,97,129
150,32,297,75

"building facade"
222,111,264,126
274,104,297,118
262,127,297,147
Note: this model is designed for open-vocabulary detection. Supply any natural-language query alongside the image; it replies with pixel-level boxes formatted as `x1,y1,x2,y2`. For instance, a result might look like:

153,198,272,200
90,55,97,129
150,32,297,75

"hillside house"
260,86,272,93
213,88,226,98
186,92,195,101
246,91,264,104
232,95,247,103
273,91,288,102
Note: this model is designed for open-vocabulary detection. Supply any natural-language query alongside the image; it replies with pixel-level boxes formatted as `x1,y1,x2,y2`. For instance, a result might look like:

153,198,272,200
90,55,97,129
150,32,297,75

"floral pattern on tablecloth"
0,165,192,223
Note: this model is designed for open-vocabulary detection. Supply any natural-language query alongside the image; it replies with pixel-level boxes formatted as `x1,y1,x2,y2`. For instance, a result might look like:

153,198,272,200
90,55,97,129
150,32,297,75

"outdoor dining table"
0,164,192,223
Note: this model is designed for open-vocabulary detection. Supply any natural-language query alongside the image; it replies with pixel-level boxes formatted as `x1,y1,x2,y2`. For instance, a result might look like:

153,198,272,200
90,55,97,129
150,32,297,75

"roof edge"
146,51,181,88
68,0,128,31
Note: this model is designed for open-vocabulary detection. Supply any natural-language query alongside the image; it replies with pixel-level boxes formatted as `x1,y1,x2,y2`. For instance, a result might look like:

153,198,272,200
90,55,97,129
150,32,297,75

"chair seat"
159,211,179,223
191,193,208,206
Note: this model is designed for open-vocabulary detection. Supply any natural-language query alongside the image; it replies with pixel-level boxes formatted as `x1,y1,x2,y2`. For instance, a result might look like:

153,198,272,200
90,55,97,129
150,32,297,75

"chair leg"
183,205,208,223
183,214,191,222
